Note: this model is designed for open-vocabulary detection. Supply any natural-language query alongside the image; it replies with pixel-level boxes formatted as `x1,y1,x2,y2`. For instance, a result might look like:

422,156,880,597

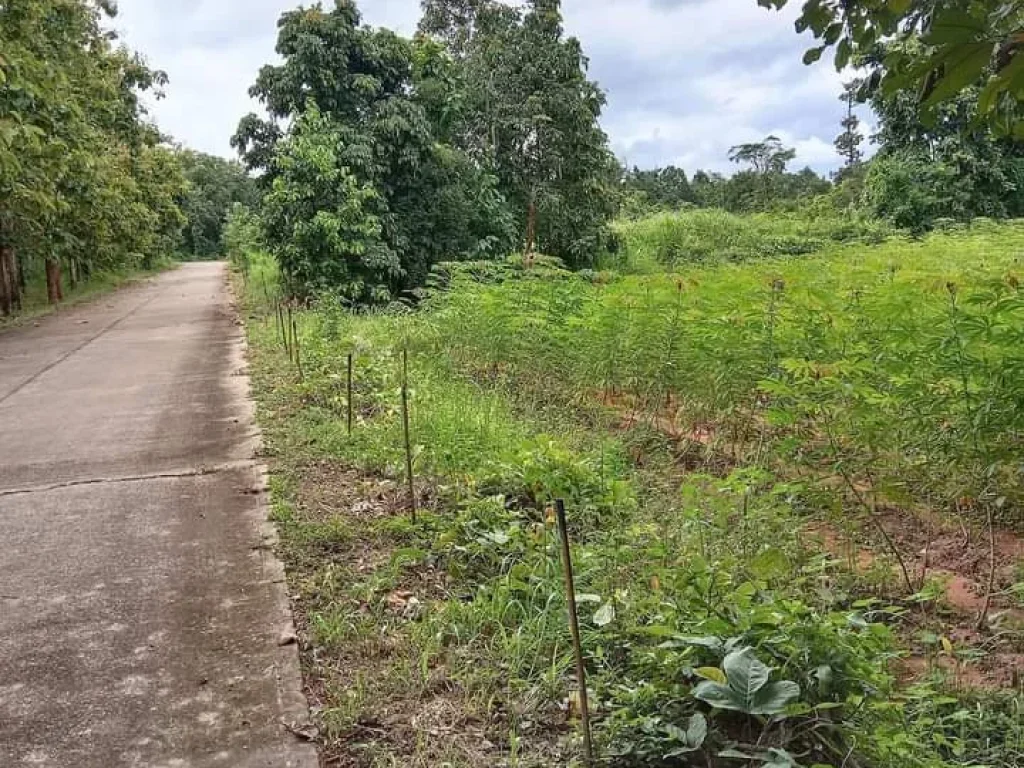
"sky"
112,0,875,176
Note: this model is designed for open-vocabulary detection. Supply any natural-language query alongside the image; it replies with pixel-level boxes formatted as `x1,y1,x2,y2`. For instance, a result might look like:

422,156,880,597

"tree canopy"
178,151,258,260
0,0,188,312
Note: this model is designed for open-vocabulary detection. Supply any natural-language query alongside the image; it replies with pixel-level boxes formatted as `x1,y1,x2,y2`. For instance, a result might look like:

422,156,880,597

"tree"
835,81,865,174
728,136,797,209
234,1,515,301
419,0,618,268
622,166,695,211
866,75,1024,222
0,0,185,313
178,151,258,259
261,105,399,303
759,0,1024,135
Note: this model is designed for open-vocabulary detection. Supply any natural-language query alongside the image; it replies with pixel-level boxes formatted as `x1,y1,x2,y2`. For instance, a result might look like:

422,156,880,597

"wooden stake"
401,348,416,522
555,499,594,765
347,353,354,436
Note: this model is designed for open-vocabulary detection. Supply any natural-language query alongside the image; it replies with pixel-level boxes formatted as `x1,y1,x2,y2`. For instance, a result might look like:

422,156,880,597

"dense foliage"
0,0,189,313
621,141,832,217
234,0,616,303
178,150,258,259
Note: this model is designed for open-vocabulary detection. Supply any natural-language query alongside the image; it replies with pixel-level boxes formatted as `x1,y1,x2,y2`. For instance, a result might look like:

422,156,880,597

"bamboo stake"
286,305,295,363
401,348,416,522
555,499,594,765
292,316,304,381
347,352,354,436
276,301,287,353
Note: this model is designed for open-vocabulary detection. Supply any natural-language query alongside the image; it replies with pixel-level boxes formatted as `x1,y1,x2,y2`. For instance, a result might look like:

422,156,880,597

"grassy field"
240,219,1024,767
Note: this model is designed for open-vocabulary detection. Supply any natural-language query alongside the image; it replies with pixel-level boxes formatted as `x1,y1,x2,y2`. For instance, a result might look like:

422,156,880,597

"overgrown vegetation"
608,208,892,271
239,218,1024,766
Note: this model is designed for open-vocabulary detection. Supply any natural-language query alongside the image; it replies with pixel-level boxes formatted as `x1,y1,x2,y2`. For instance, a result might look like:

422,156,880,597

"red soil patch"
807,520,1024,691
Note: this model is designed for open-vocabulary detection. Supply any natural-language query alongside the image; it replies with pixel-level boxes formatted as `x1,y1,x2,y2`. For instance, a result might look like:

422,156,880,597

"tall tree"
234,1,514,301
0,0,185,313
420,0,618,268
178,151,258,259
728,135,797,209
835,81,865,172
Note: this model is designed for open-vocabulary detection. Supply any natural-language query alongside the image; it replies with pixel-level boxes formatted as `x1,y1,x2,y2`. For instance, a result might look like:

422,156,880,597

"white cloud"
112,0,869,173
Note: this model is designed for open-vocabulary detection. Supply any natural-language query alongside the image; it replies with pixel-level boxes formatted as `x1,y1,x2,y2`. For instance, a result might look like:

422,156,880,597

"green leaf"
803,46,826,65
750,547,790,580
685,712,707,747
923,9,989,45
924,43,995,106
673,635,725,651
695,648,800,715
695,666,727,684
835,38,852,70
693,680,743,711
750,680,802,715
724,647,770,700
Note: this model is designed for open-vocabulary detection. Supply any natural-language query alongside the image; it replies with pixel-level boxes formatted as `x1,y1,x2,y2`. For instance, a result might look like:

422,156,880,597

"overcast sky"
113,0,874,175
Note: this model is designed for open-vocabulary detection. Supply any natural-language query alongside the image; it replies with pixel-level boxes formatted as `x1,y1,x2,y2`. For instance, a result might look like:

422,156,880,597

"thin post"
555,499,594,764
286,305,295,363
401,348,416,522
292,316,304,381
277,301,288,356
347,353,354,436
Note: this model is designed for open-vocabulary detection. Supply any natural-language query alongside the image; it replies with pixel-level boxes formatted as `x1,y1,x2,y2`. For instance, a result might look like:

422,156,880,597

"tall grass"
607,207,893,272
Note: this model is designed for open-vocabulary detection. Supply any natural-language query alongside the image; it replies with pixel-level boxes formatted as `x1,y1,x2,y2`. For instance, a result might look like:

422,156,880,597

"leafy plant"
693,647,801,716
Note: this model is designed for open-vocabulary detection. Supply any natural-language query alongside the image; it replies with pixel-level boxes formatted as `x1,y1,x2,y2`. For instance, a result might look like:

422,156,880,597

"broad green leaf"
685,712,707,747
924,44,995,106
923,9,989,45
724,647,770,699
750,680,801,715
803,46,826,65
750,547,790,580
693,680,743,711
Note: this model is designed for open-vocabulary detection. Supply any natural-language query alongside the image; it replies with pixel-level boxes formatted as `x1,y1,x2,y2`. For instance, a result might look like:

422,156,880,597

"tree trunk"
12,250,23,311
45,259,63,305
0,245,13,316
525,193,537,268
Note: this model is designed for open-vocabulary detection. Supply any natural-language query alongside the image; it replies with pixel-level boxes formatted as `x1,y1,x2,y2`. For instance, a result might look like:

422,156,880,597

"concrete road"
0,264,317,768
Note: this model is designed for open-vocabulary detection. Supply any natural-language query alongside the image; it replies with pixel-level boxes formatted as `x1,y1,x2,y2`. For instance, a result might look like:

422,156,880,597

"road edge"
223,264,320,766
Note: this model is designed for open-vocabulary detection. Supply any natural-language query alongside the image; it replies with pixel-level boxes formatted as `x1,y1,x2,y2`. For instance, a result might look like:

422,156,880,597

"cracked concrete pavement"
0,263,317,768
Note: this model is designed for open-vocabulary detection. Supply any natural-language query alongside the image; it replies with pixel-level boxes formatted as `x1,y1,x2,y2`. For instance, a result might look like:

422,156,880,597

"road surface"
0,263,316,768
